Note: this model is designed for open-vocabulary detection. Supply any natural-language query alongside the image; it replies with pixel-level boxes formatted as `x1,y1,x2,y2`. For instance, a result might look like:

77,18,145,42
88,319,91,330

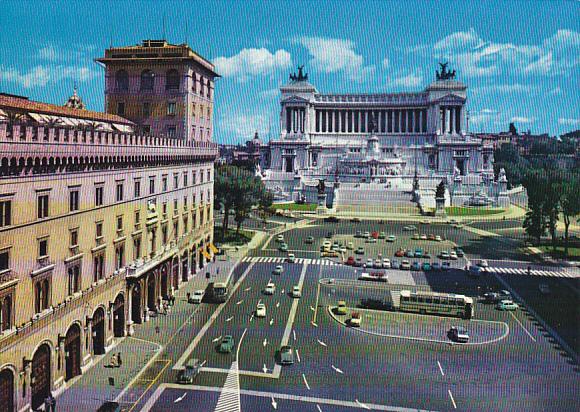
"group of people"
43,392,56,411
107,352,122,368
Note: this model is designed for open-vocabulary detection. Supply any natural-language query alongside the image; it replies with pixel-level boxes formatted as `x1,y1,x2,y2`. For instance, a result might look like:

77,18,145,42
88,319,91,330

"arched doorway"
147,273,156,311
198,247,204,269
92,308,105,355
0,369,14,412
64,324,81,381
31,344,51,410
171,257,179,289
190,251,196,277
131,285,141,324
160,265,168,300
113,294,125,337
181,257,188,282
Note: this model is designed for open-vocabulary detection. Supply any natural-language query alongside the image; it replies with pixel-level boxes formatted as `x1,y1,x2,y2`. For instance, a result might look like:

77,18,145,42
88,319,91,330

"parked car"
374,259,383,268
218,335,235,353
349,312,362,327
286,254,295,263
435,235,442,242
422,262,432,271
440,250,450,259
378,232,387,239
420,234,428,240
449,326,469,343
276,234,284,243
382,258,391,268
467,265,483,277
321,250,339,257
428,234,436,241
539,283,551,295
97,402,122,412
359,272,387,282
387,235,396,242
403,225,417,231
325,231,334,239
478,259,489,268
432,262,441,270
324,216,339,223
336,300,348,315
401,260,411,270
363,231,370,238
412,233,420,240
345,256,355,265
405,250,415,258
264,282,276,295
346,241,354,250
395,249,406,257
364,258,374,268
423,251,432,259
449,251,458,260
391,259,401,269
455,248,465,257
291,286,302,298
351,217,362,223
355,247,365,255
441,262,451,271
371,231,379,239
279,345,295,365
273,265,284,275
414,248,423,258
365,236,377,243
256,303,266,317
354,257,363,267
411,261,421,271
191,289,205,304
305,236,314,244
355,230,363,238
279,243,288,252
496,300,518,311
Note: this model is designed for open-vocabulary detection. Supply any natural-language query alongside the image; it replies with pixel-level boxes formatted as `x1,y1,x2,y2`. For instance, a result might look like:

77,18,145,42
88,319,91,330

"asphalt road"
119,219,579,412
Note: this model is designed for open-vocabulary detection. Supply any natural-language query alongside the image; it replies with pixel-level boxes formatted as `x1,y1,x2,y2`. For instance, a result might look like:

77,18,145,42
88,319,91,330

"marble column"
398,110,402,133
338,110,342,133
364,111,368,133
391,110,395,133
357,111,361,133
451,108,456,134
419,110,423,133
325,110,329,133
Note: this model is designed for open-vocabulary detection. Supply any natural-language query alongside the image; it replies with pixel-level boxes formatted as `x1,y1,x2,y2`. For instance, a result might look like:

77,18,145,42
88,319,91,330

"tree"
435,180,446,199
522,170,548,245
509,122,518,135
561,178,580,256
542,172,562,250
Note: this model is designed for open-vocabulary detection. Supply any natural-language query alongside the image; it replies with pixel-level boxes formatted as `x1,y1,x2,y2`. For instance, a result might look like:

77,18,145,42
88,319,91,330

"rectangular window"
162,176,168,192
162,226,168,244
69,189,80,212
37,194,49,219
116,182,124,202
149,177,155,194
116,215,123,232
133,236,141,260
162,202,168,217
193,171,197,184
167,126,176,138
95,186,104,206
117,102,125,116
167,102,176,116
70,229,78,247
183,196,188,210
0,250,8,271
96,221,103,238
0,200,11,227
174,199,178,212
134,180,141,198
143,102,151,118
93,255,104,282
183,172,188,187
38,239,48,257
134,210,140,228
115,246,124,270
174,173,179,189
67,265,81,295
173,221,179,239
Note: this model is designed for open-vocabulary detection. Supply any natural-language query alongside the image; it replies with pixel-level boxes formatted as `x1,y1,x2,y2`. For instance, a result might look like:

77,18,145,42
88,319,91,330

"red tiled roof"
0,94,133,125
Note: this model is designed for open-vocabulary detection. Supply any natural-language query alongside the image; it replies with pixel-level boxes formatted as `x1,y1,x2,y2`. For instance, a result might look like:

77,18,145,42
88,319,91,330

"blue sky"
1,0,578,143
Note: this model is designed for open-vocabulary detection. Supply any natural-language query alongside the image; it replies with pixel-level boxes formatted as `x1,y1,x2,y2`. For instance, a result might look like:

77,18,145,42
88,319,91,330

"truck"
208,281,229,303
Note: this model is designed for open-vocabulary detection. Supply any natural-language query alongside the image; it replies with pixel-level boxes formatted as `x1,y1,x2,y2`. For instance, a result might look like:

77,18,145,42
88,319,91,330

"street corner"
326,305,509,346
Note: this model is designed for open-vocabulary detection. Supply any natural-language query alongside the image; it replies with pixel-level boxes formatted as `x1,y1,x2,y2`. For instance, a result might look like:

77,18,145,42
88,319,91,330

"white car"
273,265,284,275
382,258,391,268
191,290,205,304
440,251,450,259
449,251,458,260
435,235,442,242
286,254,295,263
364,258,374,268
264,282,276,295
401,260,411,270
276,234,284,243
374,259,383,269
478,259,489,268
346,241,354,250
291,286,302,298
256,303,266,317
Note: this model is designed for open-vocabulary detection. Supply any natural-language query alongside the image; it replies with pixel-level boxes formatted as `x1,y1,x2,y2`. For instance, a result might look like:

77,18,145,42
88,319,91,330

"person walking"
49,392,56,412
44,395,51,412
117,352,122,367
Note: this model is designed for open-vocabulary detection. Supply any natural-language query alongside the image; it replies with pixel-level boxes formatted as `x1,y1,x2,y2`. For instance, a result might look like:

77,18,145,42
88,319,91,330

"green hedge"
445,206,505,216
269,202,317,212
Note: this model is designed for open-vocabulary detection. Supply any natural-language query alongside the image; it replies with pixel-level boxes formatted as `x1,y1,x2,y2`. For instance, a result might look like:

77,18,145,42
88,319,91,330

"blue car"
411,261,421,271
414,248,423,258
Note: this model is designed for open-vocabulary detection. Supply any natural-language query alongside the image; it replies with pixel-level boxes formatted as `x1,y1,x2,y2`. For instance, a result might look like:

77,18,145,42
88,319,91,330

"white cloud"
38,45,58,61
0,65,97,89
386,70,424,88
219,111,270,139
259,88,279,100
37,43,97,62
510,116,535,124
548,86,562,95
213,48,291,81
382,58,390,69
472,83,535,94
558,118,580,126
295,37,375,82
470,108,501,125
415,28,580,78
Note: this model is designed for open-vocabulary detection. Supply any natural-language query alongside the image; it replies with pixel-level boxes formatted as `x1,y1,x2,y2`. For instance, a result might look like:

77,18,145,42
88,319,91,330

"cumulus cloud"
510,116,535,124
472,83,535,94
382,58,390,69
386,69,424,89
37,43,98,62
213,48,291,81
295,37,375,82
414,28,580,77
558,118,580,126
470,108,501,125
0,65,97,89
218,111,270,139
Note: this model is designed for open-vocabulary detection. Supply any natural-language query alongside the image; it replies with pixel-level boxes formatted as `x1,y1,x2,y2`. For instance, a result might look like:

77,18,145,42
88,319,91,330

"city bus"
208,281,229,303
398,290,473,319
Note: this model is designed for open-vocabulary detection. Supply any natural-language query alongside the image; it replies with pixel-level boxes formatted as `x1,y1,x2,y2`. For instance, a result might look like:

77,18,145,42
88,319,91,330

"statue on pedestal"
316,179,326,195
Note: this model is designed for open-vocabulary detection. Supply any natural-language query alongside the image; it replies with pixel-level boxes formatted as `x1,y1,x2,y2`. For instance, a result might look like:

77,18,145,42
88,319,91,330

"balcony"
69,244,80,255
0,268,18,288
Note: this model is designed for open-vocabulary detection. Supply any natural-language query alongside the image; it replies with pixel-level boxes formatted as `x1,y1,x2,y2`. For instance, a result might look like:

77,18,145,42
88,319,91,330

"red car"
428,234,436,241
395,249,406,257
371,231,379,239
345,256,355,266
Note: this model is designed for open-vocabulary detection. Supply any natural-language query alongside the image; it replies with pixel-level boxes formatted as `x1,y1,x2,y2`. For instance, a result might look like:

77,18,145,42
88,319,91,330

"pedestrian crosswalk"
485,266,577,278
241,256,339,266
213,360,241,412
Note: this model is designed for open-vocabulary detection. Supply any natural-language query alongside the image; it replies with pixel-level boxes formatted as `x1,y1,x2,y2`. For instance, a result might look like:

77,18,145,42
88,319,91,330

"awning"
0,108,7,119
209,243,219,254
28,112,46,123
201,250,212,260
112,123,133,133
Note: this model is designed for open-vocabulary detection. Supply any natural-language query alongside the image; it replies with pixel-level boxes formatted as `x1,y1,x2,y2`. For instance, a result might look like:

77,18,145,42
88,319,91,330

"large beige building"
0,40,218,411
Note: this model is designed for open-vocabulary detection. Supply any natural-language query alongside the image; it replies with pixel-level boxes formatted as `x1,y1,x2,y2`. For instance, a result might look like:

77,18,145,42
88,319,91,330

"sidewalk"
55,257,240,412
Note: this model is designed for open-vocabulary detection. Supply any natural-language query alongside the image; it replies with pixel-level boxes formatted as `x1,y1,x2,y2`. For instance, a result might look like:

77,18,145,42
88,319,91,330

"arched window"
206,80,211,98
140,70,155,91
115,70,129,91
166,69,179,90
0,296,11,331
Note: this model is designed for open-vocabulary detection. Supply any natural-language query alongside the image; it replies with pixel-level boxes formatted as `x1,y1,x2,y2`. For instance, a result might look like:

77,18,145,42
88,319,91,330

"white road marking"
448,389,457,409
226,316,234,322
316,404,323,412
271,396,278,409
437,361,445,376
236,300,244,305
249,314,254,323
212,336,222,343
302,374,311,390
244,287,252,291
263,364,269,373
263,338,268,347
310,306,316,311
270,318,274,326
356,399,371,410
276,301,280,308
331,365,344,374
296,349,301,363
317,339,327,347
293,330,296,341
509,311,537,342
174,392,187,403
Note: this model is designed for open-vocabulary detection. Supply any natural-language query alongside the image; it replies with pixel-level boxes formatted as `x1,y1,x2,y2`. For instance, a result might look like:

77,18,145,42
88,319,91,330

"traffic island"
327,306,509,346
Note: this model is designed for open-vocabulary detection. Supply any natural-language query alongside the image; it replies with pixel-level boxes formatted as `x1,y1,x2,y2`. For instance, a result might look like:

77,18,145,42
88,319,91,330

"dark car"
325,231,334,238
325,216,339,223
350,217,362,223
96,402,121,412
177,358,202,384
449,326,469,343
279,345,295,365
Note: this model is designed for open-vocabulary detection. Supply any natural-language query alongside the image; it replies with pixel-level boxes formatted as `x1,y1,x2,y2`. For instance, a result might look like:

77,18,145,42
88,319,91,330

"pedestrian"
44,395,51,412
50,392,56,412
108,353,118,368
155,326,160,334
117,352,122,367
187,292,191,303
217,267,220,276
527,266,531,276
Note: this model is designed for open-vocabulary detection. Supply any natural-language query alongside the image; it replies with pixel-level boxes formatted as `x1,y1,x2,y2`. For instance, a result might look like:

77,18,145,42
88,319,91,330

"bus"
208,281,229,303
398,290,473,319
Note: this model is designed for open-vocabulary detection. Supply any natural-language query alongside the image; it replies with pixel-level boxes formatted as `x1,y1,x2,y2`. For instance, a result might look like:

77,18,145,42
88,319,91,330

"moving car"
401,260,411,270
420,220,430,225
264,282,276,295
336,300,348,315
273,265,284,275
305,236,314,244
256,302,266,317
455,248,465,257
276,234,284,243
177,358,203,384
496,300,518,311
191,289,205,304
467,265,483,277
359,272,387,282
449,326,469,343
539,283,551,295
440,250,450,259
218,335,235,353
279,345,295,365
484,290,512,303
279,243,288,252
365,236,377,243
291,286,302,298
449,251,458,260
478,259,489,268
378,232,387,239
403,225,417,231
324,216,339,223
286,254,295,263
351,217,362,223
355,247,365,255
349,312,362,327
387,235,396,242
